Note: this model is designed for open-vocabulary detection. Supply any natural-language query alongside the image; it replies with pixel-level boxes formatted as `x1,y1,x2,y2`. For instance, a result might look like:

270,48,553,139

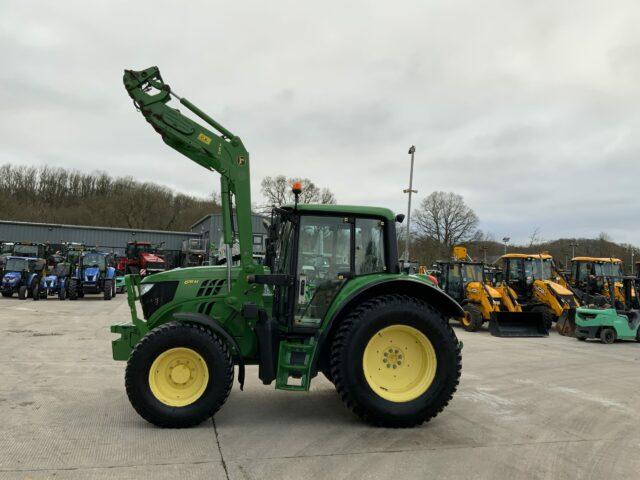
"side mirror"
395,213,405,223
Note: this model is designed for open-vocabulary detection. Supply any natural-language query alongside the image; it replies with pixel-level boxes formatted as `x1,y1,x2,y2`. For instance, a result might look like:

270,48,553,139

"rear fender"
106,267,116,280
311,278,464,377
172,312,245,390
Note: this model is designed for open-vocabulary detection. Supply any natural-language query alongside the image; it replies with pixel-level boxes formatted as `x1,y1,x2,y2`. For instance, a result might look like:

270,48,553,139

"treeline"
0,164,219,231
413,234,637,272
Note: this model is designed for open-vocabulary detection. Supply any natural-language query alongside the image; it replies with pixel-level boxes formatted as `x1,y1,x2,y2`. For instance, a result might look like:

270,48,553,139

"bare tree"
528,227,542,247
413,191,479,247
260,175,336,207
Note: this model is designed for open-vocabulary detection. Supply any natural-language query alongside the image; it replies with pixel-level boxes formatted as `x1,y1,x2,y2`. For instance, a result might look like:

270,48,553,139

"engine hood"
2,271,21,284
543,280,573,296
84,266,101,282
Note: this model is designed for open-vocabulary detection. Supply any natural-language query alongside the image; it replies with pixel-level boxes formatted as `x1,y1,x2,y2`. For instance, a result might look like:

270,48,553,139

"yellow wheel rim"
362,325,437,403
148,347,209,407
461,312,472,327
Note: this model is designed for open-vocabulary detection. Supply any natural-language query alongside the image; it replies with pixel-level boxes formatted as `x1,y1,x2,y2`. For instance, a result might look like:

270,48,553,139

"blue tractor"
1,256,46,300
68,251,117,300
38,263,72,300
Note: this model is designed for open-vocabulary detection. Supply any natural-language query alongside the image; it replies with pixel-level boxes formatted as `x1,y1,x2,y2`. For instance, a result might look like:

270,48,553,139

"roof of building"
0,219,193,236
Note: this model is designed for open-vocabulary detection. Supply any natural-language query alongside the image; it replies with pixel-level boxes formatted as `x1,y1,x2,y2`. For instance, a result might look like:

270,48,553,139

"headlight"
139,283,155,296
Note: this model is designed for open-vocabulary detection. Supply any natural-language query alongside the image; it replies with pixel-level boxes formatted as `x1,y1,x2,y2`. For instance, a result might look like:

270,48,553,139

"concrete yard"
1,296,639,480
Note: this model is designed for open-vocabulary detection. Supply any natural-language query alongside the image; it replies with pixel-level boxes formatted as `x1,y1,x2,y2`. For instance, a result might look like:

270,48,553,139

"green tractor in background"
112,67,463,429
575,277,640,343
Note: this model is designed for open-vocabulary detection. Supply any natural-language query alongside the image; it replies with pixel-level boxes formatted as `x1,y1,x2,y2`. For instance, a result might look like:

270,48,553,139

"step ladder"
275,338,316,391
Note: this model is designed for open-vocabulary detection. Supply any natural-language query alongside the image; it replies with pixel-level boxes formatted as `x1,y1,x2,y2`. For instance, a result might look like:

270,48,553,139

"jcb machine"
499,253,580,330
112,67,463,429
569,257,632,308
437,247,546,337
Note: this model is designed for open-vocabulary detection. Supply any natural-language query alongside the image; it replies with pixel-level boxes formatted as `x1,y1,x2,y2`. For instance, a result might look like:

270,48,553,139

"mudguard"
172,312,246,390
106,267,116,280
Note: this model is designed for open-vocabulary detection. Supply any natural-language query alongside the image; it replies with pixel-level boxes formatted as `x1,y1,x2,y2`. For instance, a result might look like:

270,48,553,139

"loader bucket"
555,309,576,337
489,312,548,337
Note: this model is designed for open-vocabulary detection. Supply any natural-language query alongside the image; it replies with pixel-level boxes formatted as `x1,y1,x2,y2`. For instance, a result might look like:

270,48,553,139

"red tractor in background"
116,241,166,277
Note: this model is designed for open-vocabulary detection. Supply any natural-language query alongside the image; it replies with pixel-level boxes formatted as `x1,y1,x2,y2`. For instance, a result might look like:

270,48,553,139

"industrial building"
0,213,269,267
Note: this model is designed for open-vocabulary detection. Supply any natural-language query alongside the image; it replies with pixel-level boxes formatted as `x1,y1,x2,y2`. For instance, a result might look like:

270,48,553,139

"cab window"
355,218,386,275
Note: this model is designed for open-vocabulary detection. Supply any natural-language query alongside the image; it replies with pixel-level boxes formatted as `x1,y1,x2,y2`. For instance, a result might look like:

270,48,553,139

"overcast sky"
1,1,639,245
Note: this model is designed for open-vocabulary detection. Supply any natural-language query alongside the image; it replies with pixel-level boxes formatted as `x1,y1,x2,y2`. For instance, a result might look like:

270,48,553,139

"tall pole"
569,242,578,259
403,146,417,262
502,237,510,255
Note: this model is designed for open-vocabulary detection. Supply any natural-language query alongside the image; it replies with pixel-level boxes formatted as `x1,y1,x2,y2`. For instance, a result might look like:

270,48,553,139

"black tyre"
104,280,113,300
531,305,553,331
112,280,117,298
600,327,616,344
460,304,484,332
68,280,78,300
1,291,12,298
18,285,27,300
125,322,234,428
329,294,461,428
576,335,587,341
32,282,40,301
58,286,66,301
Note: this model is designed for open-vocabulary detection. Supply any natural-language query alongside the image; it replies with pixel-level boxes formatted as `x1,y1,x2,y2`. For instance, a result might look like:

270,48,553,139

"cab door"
293,215,353,330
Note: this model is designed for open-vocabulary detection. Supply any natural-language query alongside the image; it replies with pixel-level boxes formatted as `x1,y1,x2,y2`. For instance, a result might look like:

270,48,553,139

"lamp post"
569,242,579,259
403,146,417,262
502,237,510,255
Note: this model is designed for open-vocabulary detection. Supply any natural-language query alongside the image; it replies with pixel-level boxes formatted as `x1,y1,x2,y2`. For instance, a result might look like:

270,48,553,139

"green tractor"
112,67,463,429
574,277,640,344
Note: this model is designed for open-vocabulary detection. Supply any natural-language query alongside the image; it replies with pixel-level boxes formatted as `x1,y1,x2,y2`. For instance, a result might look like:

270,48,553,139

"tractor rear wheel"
32,282,40,301
461,304,484,332
125,322,234,428
68,280,78,300
329,294,461,428
18,286,27,300
104,280,113,300
600,328,616,344
531,305,553,331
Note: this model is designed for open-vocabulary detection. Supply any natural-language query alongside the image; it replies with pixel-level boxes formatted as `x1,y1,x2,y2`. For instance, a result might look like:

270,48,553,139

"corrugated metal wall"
0,220,197,255
190,213,269,258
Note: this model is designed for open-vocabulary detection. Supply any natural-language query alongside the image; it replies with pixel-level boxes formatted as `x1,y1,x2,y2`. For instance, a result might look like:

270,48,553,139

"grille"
140,281,179,319
196,279,226,297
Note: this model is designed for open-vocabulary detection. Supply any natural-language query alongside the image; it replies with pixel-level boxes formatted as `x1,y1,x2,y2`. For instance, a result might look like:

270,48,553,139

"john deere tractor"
69,251,117,300
111,67,463,429
436,247,546,336
499,253,580,330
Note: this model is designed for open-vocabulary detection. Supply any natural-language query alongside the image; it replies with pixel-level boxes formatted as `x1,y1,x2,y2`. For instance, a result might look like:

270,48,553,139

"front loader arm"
123,67,254,269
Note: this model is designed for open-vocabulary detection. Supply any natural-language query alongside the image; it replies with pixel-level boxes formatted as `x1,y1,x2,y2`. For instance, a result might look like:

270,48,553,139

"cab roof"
500,253,553,260
572,256,622,263
283,204,396,221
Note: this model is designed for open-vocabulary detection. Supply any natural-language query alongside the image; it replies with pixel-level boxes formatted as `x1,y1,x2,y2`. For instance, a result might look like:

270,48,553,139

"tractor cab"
501,253,554,295
570,257,628,307
436,260,484,303
265,204,396,331
12,242,46,259
1,256,46,299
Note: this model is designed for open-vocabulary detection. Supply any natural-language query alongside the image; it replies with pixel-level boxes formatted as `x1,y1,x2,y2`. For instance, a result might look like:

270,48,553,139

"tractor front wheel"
18,286,27,300
461,304,484,332
32,282,40,301
330,294,461,428
58,286,67,300
1,291,12,298
104,280,113,301
600,328,616,344
125,322,234,428
68,280,78,300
